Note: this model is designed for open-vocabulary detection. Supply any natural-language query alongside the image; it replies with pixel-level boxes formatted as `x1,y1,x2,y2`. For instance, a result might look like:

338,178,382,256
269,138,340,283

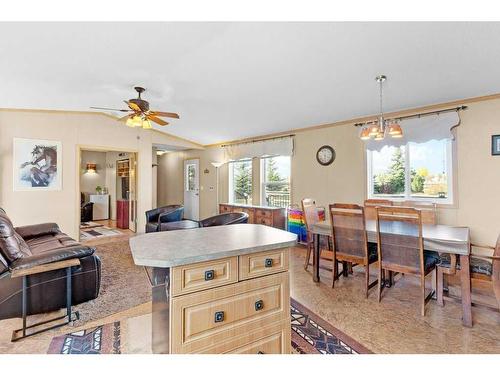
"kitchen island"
129,224,297,354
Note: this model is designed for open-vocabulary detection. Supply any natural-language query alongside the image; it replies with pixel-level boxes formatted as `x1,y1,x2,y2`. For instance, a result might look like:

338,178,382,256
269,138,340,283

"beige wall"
0,110,200,239
157,97,500,245
157,147,229,219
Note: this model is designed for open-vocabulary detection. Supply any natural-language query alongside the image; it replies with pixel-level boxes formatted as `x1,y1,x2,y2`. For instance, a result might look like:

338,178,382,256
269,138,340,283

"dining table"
310,219,473,327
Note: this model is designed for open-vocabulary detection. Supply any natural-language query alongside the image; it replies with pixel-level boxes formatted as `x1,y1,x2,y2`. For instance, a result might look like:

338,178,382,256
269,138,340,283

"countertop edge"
131,238,297,268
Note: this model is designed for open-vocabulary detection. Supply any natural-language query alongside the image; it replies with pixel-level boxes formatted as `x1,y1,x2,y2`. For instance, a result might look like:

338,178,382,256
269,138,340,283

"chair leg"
421,274,426,317
365,263,370,298
436,268,444,306
377,266,383,303
304,243,312,271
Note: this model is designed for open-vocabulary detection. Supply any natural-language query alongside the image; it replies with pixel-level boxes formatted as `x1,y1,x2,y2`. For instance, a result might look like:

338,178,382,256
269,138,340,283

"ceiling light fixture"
126,114,152,129
359,75,404,141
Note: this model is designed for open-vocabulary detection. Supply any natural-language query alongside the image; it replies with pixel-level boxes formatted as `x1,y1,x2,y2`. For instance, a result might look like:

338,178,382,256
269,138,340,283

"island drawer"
197,319,290,354
170,272,289,353
239,248,289,280
226,328,287,354
171,256,238,296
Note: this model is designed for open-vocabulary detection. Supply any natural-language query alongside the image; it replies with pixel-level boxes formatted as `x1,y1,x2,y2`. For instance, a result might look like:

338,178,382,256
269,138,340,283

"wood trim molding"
203,92,500,148
3,92,500,149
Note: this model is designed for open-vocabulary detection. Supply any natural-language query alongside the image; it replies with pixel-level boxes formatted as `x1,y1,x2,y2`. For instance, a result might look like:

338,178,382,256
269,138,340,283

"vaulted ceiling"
1,22,500,144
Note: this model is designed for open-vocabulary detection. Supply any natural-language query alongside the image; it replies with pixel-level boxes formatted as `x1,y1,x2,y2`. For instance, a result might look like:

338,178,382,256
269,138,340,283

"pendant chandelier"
359,75,403,141
126,114,153,129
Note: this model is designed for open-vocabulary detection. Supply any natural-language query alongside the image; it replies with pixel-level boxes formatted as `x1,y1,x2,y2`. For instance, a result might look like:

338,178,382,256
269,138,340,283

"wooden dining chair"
375,206,440,316
329,204,378,297
398,201,438,225
437,234,500,312
364,199,393,220
301,198,321,270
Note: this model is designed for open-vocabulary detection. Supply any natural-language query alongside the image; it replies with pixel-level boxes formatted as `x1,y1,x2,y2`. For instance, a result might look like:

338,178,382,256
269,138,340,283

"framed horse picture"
13,138,62,191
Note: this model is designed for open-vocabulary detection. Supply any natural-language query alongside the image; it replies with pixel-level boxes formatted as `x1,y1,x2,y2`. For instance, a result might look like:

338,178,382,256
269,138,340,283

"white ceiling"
1,22,500,145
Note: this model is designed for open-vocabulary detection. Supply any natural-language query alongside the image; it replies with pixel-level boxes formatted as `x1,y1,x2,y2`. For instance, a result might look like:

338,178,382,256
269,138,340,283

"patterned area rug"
291,298,371,354
80,221,104,230
48,298,370,354
48,322,121,354
80,226,122,241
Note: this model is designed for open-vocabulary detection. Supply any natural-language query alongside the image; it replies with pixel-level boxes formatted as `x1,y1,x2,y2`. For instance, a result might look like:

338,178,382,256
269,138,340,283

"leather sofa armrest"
10,245,95,272
11,258,81,278
14,223,61,240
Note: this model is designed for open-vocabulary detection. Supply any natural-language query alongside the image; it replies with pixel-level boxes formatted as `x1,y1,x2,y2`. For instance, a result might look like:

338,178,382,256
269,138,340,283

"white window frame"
228,159,253,205
366,140,454,205
260,156,291,208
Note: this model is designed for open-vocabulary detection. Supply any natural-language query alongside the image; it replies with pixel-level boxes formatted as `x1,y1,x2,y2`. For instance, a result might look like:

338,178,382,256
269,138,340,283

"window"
261,156,291,208
186,164,196,191
367,139,453,203
229,159,253,205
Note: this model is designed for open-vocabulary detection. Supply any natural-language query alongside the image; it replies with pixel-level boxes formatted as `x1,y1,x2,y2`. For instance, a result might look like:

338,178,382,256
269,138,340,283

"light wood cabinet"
168,248,291,354
171,256,238,297
239,248,289,281
219,204,286,229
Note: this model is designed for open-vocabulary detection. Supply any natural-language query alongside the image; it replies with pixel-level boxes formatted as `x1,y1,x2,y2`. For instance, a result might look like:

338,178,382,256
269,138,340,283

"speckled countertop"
129,224,297,268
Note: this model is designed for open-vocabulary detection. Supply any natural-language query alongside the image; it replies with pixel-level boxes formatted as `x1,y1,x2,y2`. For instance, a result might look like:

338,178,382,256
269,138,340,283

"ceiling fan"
90,86,179,129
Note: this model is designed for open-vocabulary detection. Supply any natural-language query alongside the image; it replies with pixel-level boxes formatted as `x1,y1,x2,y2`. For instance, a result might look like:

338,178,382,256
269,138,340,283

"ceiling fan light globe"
142,119,153,129
125,117,135,127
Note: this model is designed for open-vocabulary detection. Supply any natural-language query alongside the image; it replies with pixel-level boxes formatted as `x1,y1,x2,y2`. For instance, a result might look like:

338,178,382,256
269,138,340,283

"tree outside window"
369,139,452,202
230,160,252,205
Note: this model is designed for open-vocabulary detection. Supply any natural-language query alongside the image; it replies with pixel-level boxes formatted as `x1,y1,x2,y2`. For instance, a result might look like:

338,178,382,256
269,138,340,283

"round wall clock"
316,145,336,166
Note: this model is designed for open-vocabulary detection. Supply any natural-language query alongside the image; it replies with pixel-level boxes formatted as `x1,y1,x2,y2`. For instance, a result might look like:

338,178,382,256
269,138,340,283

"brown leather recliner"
0,208,101,320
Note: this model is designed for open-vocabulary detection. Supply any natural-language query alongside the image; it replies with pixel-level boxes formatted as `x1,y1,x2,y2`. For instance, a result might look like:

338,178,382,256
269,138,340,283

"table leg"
313,233,320,283
459,255,472,327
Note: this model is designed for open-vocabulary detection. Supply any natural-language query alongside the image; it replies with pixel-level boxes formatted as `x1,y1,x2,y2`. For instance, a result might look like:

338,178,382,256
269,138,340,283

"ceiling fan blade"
149,111,180,119
124,100,141,112
147,115,169,126
90,106,131,112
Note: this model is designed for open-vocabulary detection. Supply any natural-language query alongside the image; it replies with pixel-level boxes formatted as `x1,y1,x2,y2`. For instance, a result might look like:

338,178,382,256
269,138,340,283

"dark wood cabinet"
219,204,286,230
117,200,129,229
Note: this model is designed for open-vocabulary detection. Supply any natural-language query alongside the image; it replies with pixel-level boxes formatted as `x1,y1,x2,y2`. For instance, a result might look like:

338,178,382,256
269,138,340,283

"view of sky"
371,139,448,175
265,156,291,180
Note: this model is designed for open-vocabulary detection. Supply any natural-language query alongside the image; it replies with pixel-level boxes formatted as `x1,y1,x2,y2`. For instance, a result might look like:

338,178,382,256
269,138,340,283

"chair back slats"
398,201,437,225
364,199,393,220
376,206,424,273
329,203,367,259
301,198,320,230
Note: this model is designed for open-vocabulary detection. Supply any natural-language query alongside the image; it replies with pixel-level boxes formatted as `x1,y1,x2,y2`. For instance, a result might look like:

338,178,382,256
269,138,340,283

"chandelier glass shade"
126,115,152,129
359,75,404,141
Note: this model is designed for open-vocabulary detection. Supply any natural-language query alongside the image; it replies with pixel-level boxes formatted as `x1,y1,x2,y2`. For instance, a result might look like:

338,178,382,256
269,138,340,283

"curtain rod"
220,134,295,148
353,105,468,127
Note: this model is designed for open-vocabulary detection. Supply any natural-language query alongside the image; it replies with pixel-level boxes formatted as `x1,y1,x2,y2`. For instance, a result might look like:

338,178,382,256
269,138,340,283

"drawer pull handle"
255,300,264,311
214,311,225,323
257,351,264,354
265,258,273,268
204,270,215,281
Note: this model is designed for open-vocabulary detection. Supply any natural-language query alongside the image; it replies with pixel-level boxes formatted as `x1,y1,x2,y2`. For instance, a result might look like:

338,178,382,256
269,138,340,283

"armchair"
81,192,94,222
145,205,184,233
198,212,249,227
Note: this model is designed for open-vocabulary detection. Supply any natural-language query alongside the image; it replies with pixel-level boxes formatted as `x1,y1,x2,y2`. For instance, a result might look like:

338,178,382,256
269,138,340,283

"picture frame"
13,138,62,191
492,134,500,156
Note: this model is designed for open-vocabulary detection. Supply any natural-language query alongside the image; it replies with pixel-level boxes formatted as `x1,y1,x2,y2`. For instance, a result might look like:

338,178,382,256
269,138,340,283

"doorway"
78,147,138,242
183,158,200,220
